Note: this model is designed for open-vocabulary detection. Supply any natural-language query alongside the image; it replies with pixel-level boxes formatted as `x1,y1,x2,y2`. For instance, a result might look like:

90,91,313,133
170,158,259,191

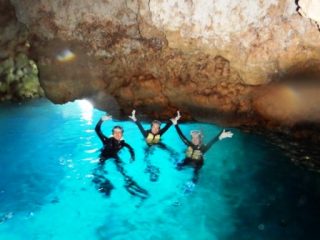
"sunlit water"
0,99,319,240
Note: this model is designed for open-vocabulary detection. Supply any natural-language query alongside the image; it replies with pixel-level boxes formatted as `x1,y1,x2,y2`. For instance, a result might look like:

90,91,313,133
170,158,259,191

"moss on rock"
0,53,44,101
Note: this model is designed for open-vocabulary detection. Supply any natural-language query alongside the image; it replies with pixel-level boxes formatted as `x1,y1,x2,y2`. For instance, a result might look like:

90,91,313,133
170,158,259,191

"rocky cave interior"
0,0,319,168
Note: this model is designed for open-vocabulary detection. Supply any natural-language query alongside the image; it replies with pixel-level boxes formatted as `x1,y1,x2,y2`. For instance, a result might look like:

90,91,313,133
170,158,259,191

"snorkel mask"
151,120,161,126
190,130,203,138
190,130,203,145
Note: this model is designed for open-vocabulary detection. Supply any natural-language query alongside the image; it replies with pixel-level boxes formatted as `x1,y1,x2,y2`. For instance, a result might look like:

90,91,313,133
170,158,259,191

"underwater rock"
0,212,13,224
242,125,320,172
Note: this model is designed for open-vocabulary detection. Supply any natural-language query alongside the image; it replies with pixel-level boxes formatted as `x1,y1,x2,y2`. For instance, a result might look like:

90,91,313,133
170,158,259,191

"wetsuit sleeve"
95,119,108,143
123,142,135,160
175,124,192,146
202,130,223,153
135,120,147,138
159,121,172,136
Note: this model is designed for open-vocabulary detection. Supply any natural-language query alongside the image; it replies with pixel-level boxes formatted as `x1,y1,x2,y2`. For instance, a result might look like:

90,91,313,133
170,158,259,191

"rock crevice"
0,0,318,128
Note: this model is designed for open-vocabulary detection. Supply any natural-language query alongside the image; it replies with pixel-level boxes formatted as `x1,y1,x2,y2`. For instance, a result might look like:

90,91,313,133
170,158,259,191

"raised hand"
171,110,181,125
176,111,181,121
101,115,112,121
219,129,233,140
128,109,137,122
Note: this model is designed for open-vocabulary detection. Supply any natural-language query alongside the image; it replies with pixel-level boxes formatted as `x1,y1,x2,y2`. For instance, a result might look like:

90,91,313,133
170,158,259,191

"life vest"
146,133,161,144
186,146,203,160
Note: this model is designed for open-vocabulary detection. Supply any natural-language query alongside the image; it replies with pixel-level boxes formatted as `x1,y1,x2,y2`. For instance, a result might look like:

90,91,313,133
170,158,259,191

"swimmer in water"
171,111,233,183
129,110,179,181
93,114,148,200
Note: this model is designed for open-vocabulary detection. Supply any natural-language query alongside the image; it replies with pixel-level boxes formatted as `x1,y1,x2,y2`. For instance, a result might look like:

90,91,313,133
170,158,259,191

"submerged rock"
242,125,320,172
0,212,13,224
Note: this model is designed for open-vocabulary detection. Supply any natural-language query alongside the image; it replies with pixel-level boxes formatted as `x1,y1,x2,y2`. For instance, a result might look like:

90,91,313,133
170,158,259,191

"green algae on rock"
0,53,44,101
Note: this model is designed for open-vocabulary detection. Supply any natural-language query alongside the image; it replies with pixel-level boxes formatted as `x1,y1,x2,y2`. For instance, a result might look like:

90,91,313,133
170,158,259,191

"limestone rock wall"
0,0,43,101
7,0,320,126
298,0,320,27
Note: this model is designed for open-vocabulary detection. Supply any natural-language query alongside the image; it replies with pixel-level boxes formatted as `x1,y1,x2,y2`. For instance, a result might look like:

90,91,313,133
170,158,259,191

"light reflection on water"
0,99,319,240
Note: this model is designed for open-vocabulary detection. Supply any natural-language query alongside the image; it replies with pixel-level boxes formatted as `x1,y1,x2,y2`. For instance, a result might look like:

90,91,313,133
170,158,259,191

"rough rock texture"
0,0,26,58
0,0,43,101
0,53,43,101
6,0,320,127
298,0,320,27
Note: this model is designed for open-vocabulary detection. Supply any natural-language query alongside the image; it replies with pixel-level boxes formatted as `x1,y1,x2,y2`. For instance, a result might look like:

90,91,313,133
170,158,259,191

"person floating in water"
171,111,233,184
93,114,148,200
129,110,179,181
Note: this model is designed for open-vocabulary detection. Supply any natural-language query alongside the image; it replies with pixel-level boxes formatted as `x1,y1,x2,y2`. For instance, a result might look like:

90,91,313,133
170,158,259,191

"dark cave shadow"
221,132,320,240
269,60,320,84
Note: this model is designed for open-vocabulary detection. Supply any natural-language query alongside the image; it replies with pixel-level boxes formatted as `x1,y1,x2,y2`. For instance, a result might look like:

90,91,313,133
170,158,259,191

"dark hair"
112,126,124,133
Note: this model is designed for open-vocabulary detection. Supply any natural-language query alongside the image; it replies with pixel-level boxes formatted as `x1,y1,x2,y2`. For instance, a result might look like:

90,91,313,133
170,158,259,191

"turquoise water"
0,99,319,240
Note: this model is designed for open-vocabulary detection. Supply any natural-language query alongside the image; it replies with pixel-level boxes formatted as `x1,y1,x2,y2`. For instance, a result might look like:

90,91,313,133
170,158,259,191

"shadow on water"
222,132,320,240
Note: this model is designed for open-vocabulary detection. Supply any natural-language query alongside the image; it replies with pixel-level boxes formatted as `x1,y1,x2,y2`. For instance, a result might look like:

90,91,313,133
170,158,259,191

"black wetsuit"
93,119,148,200
95,119,134,162
134,120,178,181
175,124,222,183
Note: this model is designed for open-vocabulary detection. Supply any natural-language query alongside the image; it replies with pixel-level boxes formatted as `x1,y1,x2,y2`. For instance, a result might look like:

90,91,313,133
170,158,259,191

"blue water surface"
0,99,319,240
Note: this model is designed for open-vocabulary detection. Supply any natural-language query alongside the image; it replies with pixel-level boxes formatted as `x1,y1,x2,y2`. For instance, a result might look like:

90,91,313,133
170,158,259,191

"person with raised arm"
129,110,178,181
93,114,148,200
171,111,233,184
